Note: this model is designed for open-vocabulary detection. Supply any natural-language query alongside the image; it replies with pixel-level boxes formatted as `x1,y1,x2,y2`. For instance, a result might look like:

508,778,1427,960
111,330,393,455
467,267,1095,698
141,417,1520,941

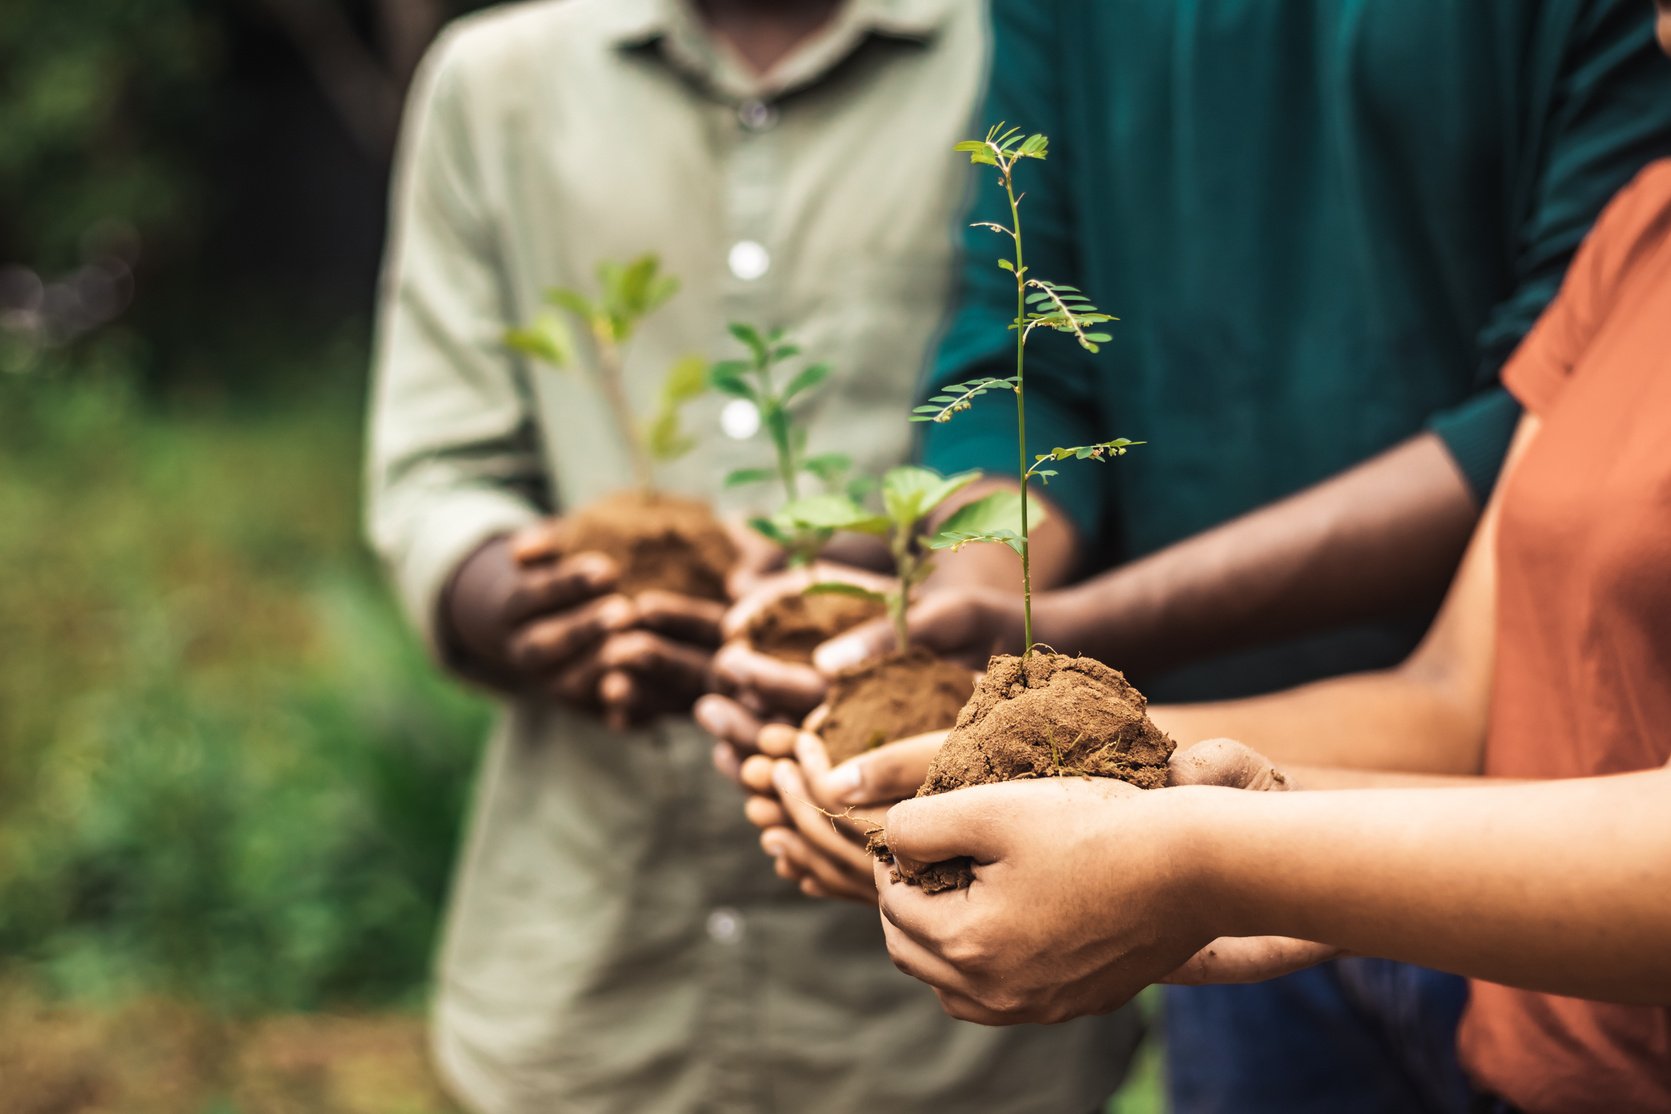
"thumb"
823,730,946,806
883,785,1010,867
1168,738,1294,792
813,613,898,675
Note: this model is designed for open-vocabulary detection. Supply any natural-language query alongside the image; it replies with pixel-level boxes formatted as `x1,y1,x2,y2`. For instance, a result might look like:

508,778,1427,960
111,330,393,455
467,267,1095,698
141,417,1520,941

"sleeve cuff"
1427,388,1524,501
390,487,542,663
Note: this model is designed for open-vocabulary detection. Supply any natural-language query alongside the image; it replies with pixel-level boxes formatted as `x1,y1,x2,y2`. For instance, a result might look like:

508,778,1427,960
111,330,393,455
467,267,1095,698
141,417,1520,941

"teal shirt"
923,0,1671,697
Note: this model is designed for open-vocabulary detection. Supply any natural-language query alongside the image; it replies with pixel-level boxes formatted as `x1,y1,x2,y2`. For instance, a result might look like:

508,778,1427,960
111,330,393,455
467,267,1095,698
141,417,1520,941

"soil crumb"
874,652,1175,892
819,650,975,765
745,590,884,663
567,490,735,601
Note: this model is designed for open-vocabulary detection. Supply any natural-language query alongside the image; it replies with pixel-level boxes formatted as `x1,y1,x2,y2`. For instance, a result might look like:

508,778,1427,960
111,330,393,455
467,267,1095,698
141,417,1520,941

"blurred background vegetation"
0,1,1163,1110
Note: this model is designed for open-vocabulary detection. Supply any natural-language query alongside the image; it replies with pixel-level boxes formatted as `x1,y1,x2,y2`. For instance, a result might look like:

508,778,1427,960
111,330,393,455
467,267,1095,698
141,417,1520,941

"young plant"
913,124,1139,657
778,466,982,653
711,322,853,563
506,253,707,491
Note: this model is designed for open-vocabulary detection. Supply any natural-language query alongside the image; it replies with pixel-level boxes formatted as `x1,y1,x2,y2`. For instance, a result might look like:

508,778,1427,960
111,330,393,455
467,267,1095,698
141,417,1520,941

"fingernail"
599,597,635,629
772,762,796,793
761,832,786,856
827,762,864,803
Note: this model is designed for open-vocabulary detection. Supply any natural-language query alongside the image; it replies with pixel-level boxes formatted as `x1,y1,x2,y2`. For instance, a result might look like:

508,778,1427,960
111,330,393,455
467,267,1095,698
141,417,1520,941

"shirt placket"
693,85,784,1114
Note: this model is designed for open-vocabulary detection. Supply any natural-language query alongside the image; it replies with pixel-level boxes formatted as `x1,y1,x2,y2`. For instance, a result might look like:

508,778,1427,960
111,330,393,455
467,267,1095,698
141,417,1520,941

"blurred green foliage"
0,0,216,272
0,347,487,1014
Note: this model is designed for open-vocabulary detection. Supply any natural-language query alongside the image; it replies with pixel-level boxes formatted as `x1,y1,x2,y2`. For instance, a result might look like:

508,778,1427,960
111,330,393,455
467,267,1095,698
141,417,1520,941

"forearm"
1187,769,1671,1003
1035,432,1477,672
1148,661,1483,775
925,478,1080,593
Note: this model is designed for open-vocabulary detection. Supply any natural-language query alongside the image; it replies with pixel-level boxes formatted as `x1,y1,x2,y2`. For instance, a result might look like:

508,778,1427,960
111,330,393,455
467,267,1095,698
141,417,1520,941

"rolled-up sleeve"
364,31,546,662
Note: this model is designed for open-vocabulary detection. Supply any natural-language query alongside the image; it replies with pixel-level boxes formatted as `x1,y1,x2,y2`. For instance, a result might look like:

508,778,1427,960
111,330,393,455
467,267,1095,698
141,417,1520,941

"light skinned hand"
874,739,1336,1023
812,584,1023,675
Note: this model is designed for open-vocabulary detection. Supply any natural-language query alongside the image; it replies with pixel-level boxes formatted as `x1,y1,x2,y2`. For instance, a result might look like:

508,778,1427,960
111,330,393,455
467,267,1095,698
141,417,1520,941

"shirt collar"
604,0,958,93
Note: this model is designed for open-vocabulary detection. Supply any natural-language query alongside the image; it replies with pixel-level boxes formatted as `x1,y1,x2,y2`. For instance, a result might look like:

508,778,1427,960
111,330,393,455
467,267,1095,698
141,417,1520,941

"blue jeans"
1164,959,1470,1114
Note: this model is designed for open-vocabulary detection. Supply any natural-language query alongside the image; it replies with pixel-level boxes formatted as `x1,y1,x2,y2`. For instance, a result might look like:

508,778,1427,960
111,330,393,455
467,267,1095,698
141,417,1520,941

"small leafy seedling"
506,253,708,492
778,465,983,653
914,124,1140,657
711,322,852,563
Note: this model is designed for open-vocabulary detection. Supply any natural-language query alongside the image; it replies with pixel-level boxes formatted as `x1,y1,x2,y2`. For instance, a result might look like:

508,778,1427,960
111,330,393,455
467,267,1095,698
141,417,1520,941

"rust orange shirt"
1460,160,1671,1112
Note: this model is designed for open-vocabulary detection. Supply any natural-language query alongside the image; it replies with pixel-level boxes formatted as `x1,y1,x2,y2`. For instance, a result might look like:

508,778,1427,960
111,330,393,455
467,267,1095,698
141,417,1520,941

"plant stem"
1004,167,1034,657
891,532,914,653
593,325,655,492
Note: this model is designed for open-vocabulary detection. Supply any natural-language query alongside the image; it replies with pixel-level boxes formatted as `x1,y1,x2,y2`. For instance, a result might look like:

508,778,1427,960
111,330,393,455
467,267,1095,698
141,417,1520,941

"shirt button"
720,398,761,440
728,240,770,282
706,906,745,944
738,98,778,132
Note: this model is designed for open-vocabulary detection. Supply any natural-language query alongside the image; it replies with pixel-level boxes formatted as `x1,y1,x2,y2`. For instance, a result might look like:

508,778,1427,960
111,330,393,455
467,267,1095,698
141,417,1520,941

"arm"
875,765,1671,1026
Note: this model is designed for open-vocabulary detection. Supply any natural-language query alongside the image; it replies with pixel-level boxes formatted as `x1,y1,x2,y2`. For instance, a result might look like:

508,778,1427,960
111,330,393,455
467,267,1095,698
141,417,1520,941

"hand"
1162,738,1341,980
444,524,631,701
875,777,1215,1025
813,584,1023,675
741,729,947,901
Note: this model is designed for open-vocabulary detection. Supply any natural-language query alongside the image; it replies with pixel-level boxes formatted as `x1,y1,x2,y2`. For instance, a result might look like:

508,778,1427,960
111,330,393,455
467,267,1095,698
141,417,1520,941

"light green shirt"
365,2,1137,1112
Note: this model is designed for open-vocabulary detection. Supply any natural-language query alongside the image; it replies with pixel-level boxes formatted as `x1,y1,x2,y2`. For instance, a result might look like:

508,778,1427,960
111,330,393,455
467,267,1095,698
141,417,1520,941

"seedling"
778,465,982,653
505,254,707,492
711,322,853,564
913,124,1140,657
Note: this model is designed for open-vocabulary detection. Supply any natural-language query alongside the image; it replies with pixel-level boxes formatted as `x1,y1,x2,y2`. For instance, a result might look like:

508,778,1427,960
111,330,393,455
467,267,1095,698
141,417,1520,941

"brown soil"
818,650,976,765
744,590,885,663
871,652,1175,892
566,490,735,601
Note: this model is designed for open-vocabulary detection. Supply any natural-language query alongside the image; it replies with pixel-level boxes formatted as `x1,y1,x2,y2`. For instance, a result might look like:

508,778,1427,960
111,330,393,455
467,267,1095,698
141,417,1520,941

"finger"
598,669,636,731
505,552,618,623
877,897,983,990
774,761,876,873
762,828,877,905
757,723,801,759
597,630,714,687
511,594,635,672
740,754,778,794
544,650,607,707
1164,937,1341,985
820,730,947,807
744,794,789,830
1167,738,1295,792
882,784,1018,868
631,591,726,647
712,741,743,785
811,614,899,675
724,521,785,601
693,694,765,754
801,703,829,736
509,519,574,565
712,642,827,716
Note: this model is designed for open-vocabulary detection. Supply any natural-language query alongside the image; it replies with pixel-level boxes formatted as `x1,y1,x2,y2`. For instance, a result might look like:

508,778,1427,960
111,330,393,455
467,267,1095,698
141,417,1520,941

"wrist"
1156,785,1265,942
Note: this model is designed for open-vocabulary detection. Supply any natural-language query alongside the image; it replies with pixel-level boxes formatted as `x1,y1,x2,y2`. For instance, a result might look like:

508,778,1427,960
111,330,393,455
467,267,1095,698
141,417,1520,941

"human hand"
875,777,1216,1025
812,584,1023,675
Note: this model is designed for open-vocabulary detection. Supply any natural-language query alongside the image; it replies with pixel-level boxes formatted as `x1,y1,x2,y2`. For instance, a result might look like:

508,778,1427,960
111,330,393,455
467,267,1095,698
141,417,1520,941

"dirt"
744,590,885,663
818,650,976,765
566,490,736,601
870,652,1175,892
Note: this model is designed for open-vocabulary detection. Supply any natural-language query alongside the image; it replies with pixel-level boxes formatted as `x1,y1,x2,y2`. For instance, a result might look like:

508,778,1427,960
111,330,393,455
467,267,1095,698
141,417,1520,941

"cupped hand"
875,777,1216,1025
812,584,1022,676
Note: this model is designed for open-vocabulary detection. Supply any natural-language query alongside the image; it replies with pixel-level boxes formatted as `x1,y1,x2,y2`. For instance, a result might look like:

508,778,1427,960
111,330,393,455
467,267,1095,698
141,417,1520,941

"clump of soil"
744,590,885,662
566,490,736,601
871,652,1175,892
818,649,975,765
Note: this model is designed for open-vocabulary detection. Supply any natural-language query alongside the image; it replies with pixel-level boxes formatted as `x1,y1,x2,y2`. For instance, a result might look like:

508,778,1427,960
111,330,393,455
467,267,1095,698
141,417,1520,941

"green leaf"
660,354,709,404
933,489,1044,545
708,362,756,401
997,258,1015,272
927,529,1025,557
748,516,788,545
724,467,778,489
503,312,573,368
781,362,831,404
545,288,595,321
782,492,890,535
727,322,769,366
880,466,982,527
804,582,887,604
801,452,851,483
